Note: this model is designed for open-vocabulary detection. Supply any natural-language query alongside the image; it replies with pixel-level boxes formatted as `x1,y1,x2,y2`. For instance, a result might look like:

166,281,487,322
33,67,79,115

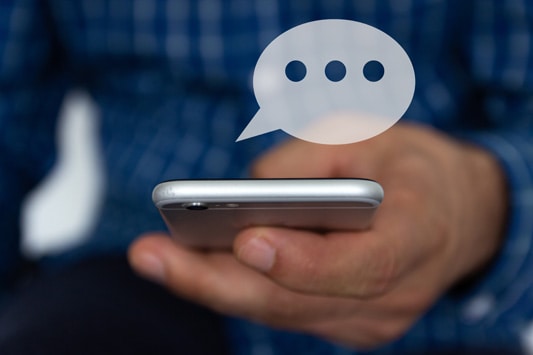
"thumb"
233,226,397,298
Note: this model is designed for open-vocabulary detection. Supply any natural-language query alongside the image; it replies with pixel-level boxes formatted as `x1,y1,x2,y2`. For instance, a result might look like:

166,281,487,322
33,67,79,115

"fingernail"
237,237,276,272
132,252,166,284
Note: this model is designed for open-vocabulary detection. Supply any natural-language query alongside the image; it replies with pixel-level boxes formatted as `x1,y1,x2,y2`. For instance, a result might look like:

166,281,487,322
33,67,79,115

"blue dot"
325,60,346,82
363,60,385,82
285,60,307,82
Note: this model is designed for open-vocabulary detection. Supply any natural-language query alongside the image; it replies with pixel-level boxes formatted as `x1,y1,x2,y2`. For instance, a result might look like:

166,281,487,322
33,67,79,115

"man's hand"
128,123,508,349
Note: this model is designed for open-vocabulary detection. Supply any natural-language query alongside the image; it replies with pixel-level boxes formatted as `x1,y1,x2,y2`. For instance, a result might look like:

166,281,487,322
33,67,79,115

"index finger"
128,233,364,326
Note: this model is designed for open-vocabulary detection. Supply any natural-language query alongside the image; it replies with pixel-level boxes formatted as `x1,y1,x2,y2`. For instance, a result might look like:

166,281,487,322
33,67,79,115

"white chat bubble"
236,19,415,145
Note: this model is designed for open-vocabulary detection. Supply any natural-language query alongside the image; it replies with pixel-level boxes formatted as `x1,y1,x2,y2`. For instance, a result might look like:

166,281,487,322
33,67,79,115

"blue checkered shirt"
1,0,532,353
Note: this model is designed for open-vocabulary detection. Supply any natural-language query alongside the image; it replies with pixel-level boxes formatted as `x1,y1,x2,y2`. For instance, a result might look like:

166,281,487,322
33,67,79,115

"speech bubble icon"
236,19,415,145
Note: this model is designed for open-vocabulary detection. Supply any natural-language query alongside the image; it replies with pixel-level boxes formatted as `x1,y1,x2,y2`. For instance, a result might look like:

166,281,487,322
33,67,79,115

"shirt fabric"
0,0,532,354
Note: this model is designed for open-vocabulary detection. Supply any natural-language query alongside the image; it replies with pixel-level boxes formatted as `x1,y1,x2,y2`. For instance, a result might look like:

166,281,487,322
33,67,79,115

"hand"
128,123,508,349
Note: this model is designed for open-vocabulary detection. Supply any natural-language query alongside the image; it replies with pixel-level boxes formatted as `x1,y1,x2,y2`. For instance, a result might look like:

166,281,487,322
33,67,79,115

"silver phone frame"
153,179,383,248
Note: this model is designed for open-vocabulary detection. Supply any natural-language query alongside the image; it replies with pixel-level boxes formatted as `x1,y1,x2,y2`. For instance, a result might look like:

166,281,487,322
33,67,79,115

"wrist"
455,143,509,283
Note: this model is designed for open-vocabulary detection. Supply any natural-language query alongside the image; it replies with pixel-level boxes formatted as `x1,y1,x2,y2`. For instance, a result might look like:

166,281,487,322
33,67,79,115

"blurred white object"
21,90,105,258
523,321,533,355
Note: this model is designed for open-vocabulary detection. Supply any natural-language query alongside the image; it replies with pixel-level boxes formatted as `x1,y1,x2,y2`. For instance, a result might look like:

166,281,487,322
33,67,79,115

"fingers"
233,180,444,299
251,138,382,179
125,124,469,350
251,123,451,181
129,233,261,313
128,232,429,351
128,233,417,329
234,226,403,298
128,233,362,324
251,139,342,178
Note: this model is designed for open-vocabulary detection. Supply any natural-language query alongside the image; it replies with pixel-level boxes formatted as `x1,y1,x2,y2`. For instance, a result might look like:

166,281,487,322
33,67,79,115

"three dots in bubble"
285,60,385,83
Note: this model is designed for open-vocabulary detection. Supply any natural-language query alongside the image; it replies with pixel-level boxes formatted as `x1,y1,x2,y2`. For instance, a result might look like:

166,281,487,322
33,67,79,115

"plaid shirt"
1,0,532,353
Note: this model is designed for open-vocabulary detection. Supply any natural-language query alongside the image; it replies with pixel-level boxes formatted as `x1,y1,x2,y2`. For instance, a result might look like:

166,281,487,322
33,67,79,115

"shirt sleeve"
441,0,533,345
0,0,67,296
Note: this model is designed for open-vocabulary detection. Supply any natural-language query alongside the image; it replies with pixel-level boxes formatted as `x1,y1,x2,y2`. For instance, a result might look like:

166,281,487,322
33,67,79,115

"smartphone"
153,178,383,248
